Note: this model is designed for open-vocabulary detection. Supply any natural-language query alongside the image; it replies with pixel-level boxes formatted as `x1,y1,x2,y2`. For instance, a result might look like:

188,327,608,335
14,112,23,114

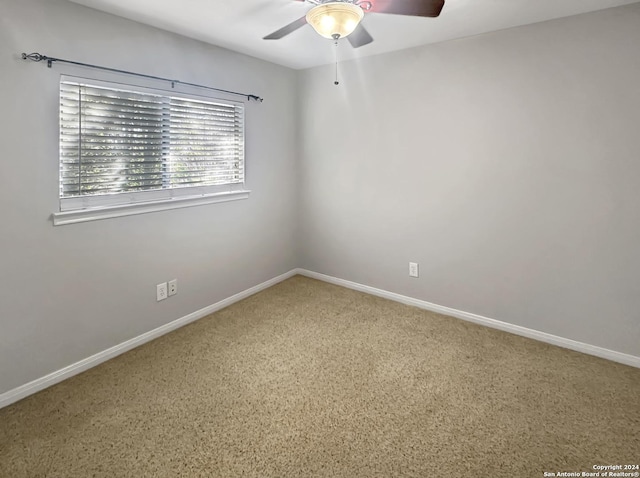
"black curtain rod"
21,52,264,102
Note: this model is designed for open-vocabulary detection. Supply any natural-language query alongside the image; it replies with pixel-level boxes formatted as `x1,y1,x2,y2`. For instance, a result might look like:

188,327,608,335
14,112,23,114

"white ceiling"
67,0,640,70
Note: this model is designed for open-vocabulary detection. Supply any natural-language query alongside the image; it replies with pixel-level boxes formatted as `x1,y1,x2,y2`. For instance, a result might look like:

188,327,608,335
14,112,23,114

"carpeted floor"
1,276,639,477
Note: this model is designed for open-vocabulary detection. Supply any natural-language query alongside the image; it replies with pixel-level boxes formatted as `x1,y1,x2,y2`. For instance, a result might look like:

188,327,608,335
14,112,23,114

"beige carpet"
1,276,639,477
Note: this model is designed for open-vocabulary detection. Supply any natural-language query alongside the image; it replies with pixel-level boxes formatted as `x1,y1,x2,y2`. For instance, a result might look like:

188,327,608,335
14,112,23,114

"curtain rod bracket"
20,51,264,102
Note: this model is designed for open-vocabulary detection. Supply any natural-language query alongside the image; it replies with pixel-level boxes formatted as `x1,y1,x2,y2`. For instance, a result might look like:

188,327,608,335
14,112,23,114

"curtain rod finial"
21,52,51,66
22,52,41,62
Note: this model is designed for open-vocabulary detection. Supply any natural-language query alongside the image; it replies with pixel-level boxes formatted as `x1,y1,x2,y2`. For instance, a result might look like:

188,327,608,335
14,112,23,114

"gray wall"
0,0,298,394
298,4,640,357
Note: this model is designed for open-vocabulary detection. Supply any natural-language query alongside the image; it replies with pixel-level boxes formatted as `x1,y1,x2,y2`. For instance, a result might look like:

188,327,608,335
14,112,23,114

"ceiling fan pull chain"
334,39,339,85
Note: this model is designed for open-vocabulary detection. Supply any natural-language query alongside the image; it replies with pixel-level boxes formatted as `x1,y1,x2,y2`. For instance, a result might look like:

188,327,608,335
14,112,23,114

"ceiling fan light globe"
306,2,364,40
320,15,336,29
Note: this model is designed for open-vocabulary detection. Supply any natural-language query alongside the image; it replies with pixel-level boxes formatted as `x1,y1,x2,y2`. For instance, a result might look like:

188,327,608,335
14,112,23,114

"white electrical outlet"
157,282,168,301
409,262,419,278
168,279,177,297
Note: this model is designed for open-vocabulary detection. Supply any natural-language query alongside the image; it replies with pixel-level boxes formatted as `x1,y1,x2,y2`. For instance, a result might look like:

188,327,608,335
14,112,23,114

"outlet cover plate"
168,279,177,296
157,282,168,301
409,262,419,278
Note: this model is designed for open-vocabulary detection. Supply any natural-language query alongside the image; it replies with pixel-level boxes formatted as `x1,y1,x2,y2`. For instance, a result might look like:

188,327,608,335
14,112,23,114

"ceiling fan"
263,0,446,48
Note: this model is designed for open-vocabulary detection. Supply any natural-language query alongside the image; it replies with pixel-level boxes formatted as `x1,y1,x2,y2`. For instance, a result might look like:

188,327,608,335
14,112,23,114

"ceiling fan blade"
369,0,445,17
347,24,374,48
263,16,308,40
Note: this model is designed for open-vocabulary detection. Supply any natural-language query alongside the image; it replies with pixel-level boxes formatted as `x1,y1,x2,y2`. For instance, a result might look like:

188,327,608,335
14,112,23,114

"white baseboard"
0,269,298,410
2,267,637,410
295,268,640,369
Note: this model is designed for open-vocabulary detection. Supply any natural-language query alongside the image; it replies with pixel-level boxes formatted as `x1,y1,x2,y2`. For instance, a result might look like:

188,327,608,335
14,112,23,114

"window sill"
52,190,251,226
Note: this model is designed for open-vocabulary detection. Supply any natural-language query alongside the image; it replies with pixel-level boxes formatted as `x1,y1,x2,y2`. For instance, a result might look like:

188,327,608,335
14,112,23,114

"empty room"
1,0,639,476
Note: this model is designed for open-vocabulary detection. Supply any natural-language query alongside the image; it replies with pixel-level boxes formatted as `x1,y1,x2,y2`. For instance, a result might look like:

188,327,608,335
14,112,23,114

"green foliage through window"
60,80,245,199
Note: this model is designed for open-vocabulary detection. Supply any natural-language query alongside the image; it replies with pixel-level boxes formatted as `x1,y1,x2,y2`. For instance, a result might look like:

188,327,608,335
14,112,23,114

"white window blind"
59,77,245,212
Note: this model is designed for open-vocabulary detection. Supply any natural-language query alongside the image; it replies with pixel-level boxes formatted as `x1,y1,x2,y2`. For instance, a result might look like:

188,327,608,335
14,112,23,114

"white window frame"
52,75,250,226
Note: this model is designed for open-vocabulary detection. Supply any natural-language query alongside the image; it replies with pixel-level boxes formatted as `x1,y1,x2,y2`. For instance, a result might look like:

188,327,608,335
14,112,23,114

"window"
54,76,248,224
